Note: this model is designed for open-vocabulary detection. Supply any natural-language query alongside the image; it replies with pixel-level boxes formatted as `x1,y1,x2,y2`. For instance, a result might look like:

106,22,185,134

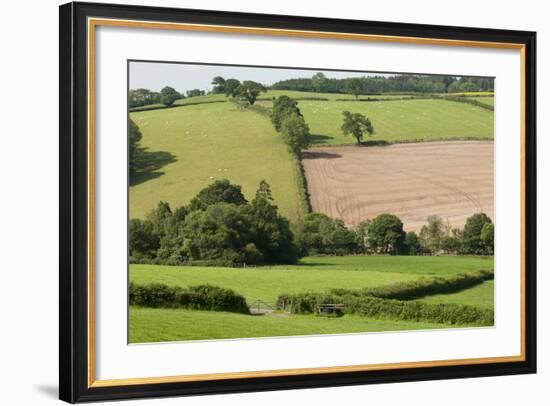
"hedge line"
277,293,493,325
293,152,313,215
129,100,227,113
331,270,494,300
332,95,494,111
277,270,494,325
229,98,272,116
129,256,244,267
130,283,250,314
439,95,494,111
348,297,493,325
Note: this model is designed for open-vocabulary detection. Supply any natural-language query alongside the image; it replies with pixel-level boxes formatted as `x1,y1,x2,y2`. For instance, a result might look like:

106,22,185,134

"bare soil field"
302,141,494,232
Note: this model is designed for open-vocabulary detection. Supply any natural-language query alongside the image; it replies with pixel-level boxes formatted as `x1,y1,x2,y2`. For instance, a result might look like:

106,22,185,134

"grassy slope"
130,256,493,304
129,307,449,343
298,99,494,145
421,280,494,308
129,102,302,220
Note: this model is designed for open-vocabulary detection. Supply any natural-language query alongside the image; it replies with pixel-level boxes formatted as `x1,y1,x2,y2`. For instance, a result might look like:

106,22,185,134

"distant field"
129,307,450,343
130,255,493,304
298,99,494,145
129,102,302,220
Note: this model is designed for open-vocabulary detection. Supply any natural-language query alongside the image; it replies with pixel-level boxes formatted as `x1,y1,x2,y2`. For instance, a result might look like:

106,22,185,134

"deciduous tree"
341,111,374,144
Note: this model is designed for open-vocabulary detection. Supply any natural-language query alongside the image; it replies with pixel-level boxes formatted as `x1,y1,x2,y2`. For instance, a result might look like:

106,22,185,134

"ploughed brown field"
302,141,494,232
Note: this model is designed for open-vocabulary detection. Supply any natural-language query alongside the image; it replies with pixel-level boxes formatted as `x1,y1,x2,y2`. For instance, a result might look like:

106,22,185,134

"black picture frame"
59,1,537,403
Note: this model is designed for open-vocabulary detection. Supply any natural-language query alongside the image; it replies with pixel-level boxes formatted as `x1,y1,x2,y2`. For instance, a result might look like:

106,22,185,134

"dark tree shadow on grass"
309,133,332,144
130,148,177,186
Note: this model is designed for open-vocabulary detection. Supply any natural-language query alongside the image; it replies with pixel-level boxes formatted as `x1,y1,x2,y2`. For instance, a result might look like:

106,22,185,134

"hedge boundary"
331,269,494,300
277,270,494,325
130,282,250,314
129,100,227,113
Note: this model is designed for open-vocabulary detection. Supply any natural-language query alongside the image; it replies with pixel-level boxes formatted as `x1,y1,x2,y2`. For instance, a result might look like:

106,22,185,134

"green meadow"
129,255,493,342
130,102,302,220
298,99,493,145
129,307,449,343
129,92,493,219
130,255,493,304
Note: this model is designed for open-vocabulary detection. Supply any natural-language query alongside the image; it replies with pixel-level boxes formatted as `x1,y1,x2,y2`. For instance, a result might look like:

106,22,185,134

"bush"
130,283,250,314
129,282,179,308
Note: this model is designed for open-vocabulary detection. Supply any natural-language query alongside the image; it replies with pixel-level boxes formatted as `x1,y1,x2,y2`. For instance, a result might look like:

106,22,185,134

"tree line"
130,178,494,266
130,72,493,110
271,72,494,96
129,86,207,108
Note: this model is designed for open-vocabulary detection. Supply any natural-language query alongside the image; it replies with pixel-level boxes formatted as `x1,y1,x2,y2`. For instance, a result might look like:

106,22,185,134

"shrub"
130,283,249,314
129,282,179,308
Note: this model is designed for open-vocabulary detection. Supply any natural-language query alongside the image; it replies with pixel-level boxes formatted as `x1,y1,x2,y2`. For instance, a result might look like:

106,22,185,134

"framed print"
59,1,537,403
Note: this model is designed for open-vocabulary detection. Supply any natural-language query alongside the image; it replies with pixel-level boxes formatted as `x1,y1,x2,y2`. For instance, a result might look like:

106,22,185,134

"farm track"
303,141,494,232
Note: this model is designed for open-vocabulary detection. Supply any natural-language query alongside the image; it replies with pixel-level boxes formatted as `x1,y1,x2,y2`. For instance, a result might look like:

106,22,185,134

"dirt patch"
302,141,494,232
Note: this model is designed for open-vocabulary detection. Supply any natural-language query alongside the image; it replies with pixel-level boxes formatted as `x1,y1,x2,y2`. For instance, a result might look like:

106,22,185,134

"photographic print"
127,62,495,343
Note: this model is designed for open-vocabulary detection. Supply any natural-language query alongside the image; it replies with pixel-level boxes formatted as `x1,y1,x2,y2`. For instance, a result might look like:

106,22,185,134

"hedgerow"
276,270,494,325
331,270,494,300
130,283,250,314
277,292,492,326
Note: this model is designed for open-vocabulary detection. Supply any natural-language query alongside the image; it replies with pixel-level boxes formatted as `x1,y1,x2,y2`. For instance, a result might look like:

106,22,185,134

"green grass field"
130,255,493,304
130,102,302,220
129,255,493,343
298,99,493,145
129,307,450,343
421,280,494,308
130,92,493,218
467,96,494,106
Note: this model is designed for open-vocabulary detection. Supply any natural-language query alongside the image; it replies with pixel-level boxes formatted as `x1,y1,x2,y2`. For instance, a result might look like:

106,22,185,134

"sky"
129,61,390,93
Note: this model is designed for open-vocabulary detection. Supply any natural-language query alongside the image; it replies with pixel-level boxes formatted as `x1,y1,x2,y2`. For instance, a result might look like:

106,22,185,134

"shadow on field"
309,133,332,144
358,140,390,147
294,261,334,267
130,148,177,186
302,150,342,160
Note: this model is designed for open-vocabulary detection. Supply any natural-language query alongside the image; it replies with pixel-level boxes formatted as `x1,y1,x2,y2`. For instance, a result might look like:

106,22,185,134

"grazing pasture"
303,141,494,231
130,255,493,304
129,102,303,220
298,99,493,145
